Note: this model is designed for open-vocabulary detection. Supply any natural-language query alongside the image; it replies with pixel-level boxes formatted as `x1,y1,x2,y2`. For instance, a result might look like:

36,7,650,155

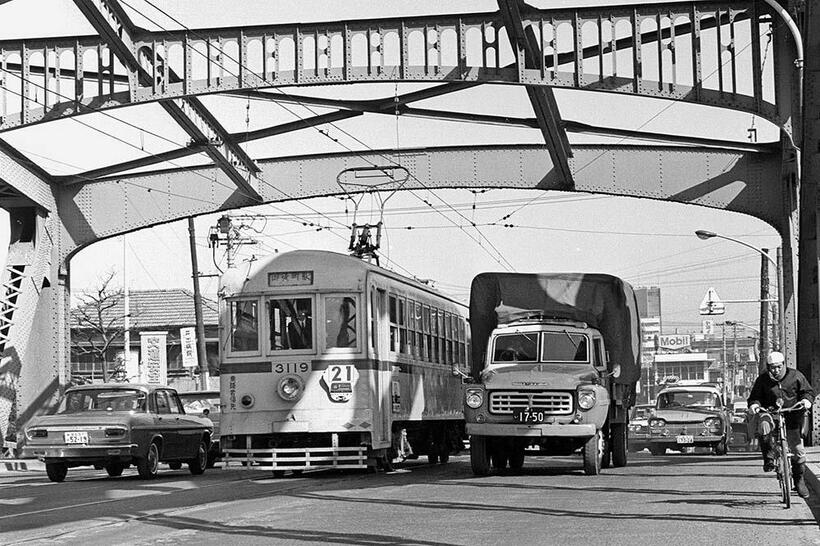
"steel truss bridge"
0,0,818,445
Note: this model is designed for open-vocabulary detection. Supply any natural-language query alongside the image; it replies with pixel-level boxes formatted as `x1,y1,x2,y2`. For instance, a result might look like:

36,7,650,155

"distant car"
23,383,213,482
628,403,654,452
647,384,732,456
731,401,749,424
177,390,221,467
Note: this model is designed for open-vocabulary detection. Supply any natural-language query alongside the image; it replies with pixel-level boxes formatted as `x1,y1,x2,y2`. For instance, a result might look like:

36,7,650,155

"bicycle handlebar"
758,403,805,415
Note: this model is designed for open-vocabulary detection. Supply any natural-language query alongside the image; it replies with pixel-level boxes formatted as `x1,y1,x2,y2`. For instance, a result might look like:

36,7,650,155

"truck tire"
491,451,508,470
583,430,602,475
508,446,525,471
649,444,665,456
714,438,728,456
610,423,628,467
470,435,491,476
601,424,611,469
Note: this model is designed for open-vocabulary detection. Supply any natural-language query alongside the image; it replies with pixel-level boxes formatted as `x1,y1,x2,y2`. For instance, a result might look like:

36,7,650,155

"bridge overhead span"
58,144,783,254
0,1,784,131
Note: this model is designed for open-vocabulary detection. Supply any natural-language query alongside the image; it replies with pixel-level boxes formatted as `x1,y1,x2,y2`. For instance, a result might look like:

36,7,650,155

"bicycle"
758,401,803,509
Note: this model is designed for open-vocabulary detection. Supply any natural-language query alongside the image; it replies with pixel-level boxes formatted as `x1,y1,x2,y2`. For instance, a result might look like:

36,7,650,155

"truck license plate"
514,409,547,423
676,435,693,444
64,431,88,444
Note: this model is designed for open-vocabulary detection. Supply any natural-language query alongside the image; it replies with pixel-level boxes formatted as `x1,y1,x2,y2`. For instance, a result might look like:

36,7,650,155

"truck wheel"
601,425,611,469
583,430,602,476
491,451,508,470
611,423,628,467
714,438,728,456
649,444,665,456
470,435,491,476
508,446,525,471
46,462,68,482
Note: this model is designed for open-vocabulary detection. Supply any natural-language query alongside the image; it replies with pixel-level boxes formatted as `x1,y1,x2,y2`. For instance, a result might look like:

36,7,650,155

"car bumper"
648,435,724,445
23,444,138,461
467,423,596,437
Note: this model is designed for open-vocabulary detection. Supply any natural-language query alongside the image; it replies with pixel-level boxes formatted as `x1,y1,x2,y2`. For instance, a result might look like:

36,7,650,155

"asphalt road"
2,451,819,545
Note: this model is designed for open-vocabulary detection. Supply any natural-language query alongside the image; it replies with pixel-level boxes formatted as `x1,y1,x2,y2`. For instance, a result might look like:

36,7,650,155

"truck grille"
489,391,573,415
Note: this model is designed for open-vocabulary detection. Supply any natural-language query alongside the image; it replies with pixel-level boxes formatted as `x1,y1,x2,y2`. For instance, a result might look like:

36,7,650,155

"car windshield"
632,406,652,420
657,391,719,409
58,389,147,413
179,394,221,414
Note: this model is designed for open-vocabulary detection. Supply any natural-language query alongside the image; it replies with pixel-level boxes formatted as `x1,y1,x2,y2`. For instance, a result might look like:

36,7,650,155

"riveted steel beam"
0,139,55,211
498,0,573,188
71,0,263,201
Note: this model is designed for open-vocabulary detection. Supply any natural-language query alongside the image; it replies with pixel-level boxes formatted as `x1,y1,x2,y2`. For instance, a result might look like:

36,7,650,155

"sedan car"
647,384,731,456
177,390,221,467
23,383,213,482
627,403,654,452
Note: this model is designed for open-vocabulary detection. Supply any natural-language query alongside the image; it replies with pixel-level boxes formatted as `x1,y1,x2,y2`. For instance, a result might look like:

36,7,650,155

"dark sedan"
23,383,213,482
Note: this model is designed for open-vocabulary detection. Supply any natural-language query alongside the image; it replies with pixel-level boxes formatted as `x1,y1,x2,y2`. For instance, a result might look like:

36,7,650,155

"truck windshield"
493,333,537,362
541,332,588,362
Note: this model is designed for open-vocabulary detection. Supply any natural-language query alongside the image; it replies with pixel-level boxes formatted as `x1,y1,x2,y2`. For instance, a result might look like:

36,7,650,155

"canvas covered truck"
464,272,642,475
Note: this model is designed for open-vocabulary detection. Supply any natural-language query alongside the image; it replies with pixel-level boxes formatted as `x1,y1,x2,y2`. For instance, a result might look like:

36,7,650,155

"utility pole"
759,249,770,368
188,217,209,390
731,322,738,403
722,324,727,401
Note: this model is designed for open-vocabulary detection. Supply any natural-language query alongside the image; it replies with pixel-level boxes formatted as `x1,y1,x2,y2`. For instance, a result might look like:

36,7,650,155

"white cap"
767,351,785,365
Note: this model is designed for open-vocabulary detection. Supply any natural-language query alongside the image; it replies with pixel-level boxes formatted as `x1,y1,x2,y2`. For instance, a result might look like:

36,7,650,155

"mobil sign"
657,334,691,350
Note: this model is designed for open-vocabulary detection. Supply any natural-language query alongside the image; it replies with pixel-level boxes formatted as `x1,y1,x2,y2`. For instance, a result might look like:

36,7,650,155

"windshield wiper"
563,329,578,349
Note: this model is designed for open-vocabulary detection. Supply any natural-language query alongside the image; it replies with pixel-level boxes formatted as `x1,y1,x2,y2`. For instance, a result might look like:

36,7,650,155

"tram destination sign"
268,271,314,287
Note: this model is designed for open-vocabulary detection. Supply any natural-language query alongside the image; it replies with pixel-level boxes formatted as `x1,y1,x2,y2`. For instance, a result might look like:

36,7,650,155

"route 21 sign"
322,364,359,402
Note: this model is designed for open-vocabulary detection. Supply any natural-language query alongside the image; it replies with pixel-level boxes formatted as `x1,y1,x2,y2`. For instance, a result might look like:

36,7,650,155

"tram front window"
230,300,258,352
326,296,357,348
270,297,313,350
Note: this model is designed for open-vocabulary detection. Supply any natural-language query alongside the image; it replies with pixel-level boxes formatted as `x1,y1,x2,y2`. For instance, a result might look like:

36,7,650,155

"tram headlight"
277,375,304,401
465,388,484,409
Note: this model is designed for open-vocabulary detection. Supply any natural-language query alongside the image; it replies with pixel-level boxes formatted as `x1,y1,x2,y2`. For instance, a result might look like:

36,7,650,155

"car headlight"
577,390,596,410
649,418,666,430
277,376,304,401
465,388,484,409
703,417,722,434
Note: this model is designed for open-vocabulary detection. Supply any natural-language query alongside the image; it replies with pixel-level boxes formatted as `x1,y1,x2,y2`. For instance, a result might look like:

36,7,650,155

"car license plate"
514,409,547,423
676,435,694,444
64,431,88,444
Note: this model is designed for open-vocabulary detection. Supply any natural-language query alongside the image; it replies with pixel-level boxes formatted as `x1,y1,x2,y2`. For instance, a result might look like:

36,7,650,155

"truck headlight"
577,390,596,410
277,376,304,401
465,388,484,409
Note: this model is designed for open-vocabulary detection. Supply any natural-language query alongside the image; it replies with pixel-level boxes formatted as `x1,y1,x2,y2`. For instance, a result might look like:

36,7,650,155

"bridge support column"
799,0,820,445
0,207,70,453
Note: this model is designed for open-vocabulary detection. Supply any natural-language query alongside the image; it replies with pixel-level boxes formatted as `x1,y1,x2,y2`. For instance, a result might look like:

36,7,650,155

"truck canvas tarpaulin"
469,272,642,385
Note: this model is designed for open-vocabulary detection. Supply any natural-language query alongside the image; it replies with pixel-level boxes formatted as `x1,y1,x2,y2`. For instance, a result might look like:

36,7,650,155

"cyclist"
748,351,815,499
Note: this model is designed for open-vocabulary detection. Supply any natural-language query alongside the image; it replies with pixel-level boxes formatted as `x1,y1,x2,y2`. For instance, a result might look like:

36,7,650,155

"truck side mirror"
452,365,471,382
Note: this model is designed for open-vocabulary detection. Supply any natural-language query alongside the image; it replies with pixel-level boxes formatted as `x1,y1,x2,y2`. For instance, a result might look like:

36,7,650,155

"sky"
0,0,784,338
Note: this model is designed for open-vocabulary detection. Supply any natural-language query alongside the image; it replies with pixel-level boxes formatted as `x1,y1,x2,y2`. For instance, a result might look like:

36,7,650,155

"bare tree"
71,271,136,382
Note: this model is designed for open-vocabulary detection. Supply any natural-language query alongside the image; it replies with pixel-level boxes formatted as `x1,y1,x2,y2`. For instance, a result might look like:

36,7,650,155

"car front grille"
489,391,573,415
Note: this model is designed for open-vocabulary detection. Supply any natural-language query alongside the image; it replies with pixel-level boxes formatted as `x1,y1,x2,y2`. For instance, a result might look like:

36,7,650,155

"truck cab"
465,318,624,475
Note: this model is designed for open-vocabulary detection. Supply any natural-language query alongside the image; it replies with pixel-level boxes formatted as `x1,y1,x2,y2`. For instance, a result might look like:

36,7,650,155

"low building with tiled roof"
71,288,219,390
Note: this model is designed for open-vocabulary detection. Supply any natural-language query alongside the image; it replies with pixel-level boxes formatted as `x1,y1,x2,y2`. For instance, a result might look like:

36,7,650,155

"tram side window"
326,296,357,349
457,319,466,365
431,309,440,363
445,313,453,363
269,297,313,350
438,311,446,364
413,301,422,359
389,295,398,352
230,300,259,352
398,297,408,354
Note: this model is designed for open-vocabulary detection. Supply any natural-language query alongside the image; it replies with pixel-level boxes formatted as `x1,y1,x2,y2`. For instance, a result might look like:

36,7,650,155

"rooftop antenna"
337,165,409,266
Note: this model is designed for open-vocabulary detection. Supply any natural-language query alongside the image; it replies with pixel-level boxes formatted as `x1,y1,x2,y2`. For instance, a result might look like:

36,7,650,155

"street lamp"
694,230,784,364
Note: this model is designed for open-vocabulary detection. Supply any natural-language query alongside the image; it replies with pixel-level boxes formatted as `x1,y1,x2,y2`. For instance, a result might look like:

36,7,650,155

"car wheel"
46,462,68,482
168,462,183,470
137,442,160,479
649,445,665,456
206,450,218,469
188,441,208,475
714,438,728,456
427,453,439,464
105,462,124,477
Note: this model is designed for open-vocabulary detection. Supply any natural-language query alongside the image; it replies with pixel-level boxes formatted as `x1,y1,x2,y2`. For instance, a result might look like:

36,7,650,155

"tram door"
370,285,391,446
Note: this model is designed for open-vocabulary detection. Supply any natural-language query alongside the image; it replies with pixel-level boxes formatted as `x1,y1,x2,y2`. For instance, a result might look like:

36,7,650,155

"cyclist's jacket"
747,368,815,430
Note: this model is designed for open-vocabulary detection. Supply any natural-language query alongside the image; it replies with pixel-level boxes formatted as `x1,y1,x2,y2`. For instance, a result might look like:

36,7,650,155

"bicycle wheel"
779,439,791,508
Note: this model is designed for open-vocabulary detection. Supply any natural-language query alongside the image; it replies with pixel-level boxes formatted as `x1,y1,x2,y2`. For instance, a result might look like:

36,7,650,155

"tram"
218,250,469,473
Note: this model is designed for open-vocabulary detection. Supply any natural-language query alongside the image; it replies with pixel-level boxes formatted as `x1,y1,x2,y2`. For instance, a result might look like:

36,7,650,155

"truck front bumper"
467,422,596,437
